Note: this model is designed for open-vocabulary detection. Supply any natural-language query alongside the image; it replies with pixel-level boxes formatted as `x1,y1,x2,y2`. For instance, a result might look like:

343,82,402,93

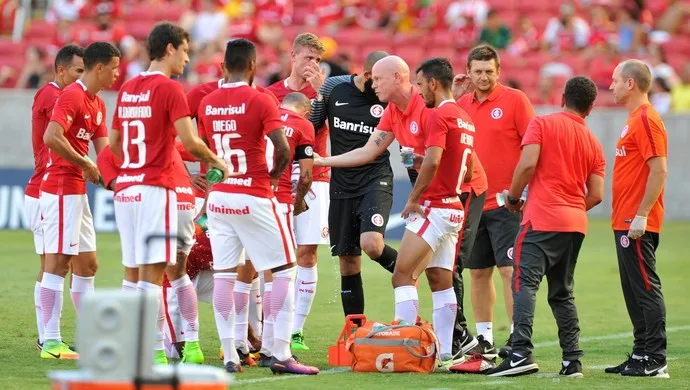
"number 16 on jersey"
212,133,247,176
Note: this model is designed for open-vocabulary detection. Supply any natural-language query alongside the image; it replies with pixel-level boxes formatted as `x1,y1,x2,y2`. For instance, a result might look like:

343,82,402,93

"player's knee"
470,267,494,281
360,236,384,259
426,268,452,291
297,245,318,266
497,266,514,280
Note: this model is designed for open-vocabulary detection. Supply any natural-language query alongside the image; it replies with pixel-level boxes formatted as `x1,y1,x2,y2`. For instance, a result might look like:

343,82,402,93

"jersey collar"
217,78,224,88
49,81,60,90
140,71,166,77
437,99,455,108
76,79,88,91
400,87,420,118
220,81,249,89
560,110,586,125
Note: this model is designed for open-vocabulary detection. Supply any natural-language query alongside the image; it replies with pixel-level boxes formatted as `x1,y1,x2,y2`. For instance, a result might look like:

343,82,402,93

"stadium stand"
0,0,689,111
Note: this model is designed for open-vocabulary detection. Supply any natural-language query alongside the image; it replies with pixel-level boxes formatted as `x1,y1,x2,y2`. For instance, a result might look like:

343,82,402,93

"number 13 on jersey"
212,133,247,175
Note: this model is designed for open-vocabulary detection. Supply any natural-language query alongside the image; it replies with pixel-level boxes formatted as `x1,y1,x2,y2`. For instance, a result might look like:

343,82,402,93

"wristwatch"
507,194,520,205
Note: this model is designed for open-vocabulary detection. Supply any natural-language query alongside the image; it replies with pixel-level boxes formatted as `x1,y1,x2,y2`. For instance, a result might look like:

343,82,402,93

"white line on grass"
533,325,690,348
231,326,690,386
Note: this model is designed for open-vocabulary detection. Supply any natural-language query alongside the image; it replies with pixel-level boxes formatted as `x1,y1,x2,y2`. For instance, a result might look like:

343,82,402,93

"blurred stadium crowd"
1,0,689,111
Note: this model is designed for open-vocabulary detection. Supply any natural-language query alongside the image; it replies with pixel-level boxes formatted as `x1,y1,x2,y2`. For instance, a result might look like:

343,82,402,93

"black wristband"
295,144,314,160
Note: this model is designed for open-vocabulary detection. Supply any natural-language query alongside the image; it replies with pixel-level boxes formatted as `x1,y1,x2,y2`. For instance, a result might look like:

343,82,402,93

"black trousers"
511,222,585,361
614,230,666,360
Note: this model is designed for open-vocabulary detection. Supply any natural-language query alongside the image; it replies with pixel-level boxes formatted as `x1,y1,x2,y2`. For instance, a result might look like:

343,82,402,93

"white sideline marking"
533,325,690,348
232,326,690,386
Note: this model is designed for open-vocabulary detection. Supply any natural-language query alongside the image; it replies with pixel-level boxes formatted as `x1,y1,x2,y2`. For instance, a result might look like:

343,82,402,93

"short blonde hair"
293,33,325,54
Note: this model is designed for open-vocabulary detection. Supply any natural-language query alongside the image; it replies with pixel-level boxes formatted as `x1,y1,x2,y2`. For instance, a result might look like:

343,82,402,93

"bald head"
373,55,410,79
618,59,652,93
371,55,411,104
281,92,311,118
364,51,389,72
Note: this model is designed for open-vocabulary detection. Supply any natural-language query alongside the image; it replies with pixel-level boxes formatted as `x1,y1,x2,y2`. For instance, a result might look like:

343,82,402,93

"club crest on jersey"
370,104,384,118
507,247,514,260
491,108,503,119
410,121,419,134
371,213,384,227
305,146,313,156
321,227,329,238
620,235,630,248
96,112,102,126
620,125,629,138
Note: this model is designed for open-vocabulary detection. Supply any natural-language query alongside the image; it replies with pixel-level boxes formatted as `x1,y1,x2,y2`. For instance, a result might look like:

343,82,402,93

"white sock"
34,281,44,343
394,285,418,324
271,268,296,361
70,275,95,314
259,282,273,356
293,265,317,333
249,277,263,339
432,287,457,356
171,275,200,342
632,354,644,360
122,280,138,291
233,281,252,353
213,272,240,365
476,322,493,344
41,273,64,342
137,280,165,351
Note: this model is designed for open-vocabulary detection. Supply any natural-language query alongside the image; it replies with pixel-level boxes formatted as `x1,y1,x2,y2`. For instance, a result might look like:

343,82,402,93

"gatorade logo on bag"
375,353,394,373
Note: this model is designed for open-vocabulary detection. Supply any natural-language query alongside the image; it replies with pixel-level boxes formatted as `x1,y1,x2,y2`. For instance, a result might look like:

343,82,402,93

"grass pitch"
1,219,689,389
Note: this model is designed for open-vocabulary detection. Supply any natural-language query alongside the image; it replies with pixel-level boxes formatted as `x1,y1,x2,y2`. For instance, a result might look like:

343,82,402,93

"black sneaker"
605,353,639,374
621,356,670,378
257,353,272,367
469,335,497,359
559,360,583,378
224,361,244,373
486,351,539,377
498,333,513,359
457,329,479,355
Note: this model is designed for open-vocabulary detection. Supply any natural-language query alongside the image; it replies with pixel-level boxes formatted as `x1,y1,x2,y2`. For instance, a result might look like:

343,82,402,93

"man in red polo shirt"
454,45,535,353
486,76,605,377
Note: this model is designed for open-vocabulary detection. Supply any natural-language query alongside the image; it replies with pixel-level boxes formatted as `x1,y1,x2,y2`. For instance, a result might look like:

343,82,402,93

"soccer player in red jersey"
454,45,535,353
393,58,476,368
605,60,670,378
25,44,84,354
266,35,331,313
109,22,228,365
486,76,605,377
197,38,318,375
39,42,120,360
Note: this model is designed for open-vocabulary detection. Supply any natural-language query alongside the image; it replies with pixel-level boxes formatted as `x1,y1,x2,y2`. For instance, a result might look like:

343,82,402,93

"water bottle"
400,147,415,168
194,214,208,232
83,155,104,187
206,168,224,184
496,186,528,207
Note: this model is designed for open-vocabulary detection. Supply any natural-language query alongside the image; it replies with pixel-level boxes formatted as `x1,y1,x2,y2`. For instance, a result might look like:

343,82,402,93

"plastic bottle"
83,155,104,187
206,168,224,184
195,214,208,232
400,147,415,168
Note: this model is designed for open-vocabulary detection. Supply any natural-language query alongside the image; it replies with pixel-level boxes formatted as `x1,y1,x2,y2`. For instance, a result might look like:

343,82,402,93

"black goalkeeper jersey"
310,75,393,199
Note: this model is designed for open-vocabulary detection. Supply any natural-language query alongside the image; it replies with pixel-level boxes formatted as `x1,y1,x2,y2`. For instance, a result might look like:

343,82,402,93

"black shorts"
456,190,486,269
329,190,393,257
466,206,522,269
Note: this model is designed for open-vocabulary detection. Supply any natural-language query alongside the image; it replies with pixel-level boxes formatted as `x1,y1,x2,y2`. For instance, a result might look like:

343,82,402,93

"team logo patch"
620,235,630,248
96,112,103,126
370,104,384,118
507,247,514,260
491,108,503,119
305,146,313,156
620,125,629,138
371,214,384,227
321,227,329,238
410,121,419,134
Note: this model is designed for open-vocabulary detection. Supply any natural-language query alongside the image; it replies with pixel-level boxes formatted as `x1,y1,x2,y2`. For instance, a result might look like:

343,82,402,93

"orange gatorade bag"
346,321,439,373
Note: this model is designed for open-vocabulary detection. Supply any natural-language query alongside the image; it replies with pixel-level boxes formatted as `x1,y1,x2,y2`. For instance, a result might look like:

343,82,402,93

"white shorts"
39,192,97,255
24,195,43,254
207,192,296,272
294,181,330,245
279,203,297,249
114,185,178,267
405,207,464,271
177,203,196,255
